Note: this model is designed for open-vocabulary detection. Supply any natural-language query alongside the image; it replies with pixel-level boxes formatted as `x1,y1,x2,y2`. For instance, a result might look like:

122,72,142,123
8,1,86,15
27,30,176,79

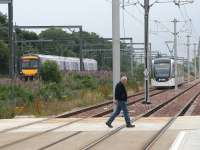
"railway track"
57,88,156,118
143,89,200,149
24,81,199,150
0,81,198,150
0,88,167,149
78,80,200,150
0,88,157,135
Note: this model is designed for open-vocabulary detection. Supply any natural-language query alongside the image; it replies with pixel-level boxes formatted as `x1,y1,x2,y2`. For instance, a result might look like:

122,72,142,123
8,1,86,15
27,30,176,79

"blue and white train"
151,58,184,87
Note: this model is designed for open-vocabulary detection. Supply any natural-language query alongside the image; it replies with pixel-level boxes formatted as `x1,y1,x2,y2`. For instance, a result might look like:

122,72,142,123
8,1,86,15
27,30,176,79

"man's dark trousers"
106,100,131,125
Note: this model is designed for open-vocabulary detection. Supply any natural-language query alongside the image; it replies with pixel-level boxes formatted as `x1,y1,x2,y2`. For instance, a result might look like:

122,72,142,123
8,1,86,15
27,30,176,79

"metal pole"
112,0,120,99
143,0,150,104
193,43,197,80
130,39,133,76
198,38,200,79
173,18,178,91
186,35,191,82
149,43,152,86
8,0,14,79
79,27,84,71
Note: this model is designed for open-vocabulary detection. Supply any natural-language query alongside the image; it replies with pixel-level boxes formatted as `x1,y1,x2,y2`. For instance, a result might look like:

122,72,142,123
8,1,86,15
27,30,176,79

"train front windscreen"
154,62,171,80
21,59,38,69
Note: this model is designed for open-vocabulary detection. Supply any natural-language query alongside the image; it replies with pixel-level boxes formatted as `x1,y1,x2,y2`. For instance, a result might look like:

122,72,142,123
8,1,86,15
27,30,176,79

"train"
151,58,184,88
19,54,98,80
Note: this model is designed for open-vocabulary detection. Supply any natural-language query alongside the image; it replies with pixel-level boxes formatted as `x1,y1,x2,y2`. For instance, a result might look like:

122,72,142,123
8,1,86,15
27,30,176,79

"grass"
0,71,144,118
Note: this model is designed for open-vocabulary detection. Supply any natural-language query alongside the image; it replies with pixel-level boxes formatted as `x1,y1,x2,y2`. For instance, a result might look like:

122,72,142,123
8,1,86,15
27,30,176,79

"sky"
0,0,199,59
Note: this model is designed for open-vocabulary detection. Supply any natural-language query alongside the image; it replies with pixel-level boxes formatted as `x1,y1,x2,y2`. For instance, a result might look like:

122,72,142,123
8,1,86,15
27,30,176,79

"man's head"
121,76,128,85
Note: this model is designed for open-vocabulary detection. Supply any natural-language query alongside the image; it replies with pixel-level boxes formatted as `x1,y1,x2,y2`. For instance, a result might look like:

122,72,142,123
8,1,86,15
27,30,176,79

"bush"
0,85,34,118
65,73,98,90
39,83,72,101
134,64,144,84
0,41,9,74
40,60,62,83
98,79,112,98
0,85,34,103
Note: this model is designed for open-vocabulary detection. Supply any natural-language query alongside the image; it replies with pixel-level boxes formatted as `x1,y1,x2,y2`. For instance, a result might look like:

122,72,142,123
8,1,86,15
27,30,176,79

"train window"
154,63,170,78
75,62,79,70
66,62,70,70
22,59,38,69
69,62,72,70
72,62,75,70
84,63,88,70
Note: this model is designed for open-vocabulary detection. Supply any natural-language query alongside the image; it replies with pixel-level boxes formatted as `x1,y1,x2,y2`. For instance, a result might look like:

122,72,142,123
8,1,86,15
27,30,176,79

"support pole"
130,39,134,76
198,38,200,79
143,0,151,104
186,35,191,83
193,43,197,80
79,27,84,71
112,0,120,99
173,18,178,91
8,0,14,79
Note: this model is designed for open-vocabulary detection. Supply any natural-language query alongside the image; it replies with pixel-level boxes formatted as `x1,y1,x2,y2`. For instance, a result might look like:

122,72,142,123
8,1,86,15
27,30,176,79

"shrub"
40,60,62,83
98,79,112,98
127,78,139,92
0,85,34,118
39,83,73,101
65,73,98,90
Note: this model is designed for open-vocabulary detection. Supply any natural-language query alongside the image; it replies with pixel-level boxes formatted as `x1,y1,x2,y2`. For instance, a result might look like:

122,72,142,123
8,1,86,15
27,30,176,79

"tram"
151,58,184,87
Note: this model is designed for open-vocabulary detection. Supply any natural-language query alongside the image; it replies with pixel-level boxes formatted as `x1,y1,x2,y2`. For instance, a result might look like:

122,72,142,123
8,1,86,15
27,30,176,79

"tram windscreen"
22,59,38,69
154,63,170,78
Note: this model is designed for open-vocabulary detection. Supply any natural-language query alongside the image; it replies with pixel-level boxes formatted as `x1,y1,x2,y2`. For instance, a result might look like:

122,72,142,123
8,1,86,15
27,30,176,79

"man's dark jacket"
115,81,127,101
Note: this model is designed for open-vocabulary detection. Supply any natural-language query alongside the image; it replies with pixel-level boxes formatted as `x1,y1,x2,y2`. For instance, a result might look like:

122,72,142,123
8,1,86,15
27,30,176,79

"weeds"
0,70,143,118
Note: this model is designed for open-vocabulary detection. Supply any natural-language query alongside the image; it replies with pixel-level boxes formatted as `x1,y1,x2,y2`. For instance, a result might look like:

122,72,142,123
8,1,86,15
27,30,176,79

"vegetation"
0,12,9,75
40,60,62,83
0,68,144,118
0,41,9,74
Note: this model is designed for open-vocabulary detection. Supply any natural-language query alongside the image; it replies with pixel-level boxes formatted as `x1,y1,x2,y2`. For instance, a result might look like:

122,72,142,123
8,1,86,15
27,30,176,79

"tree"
39,28,70,40
0,12,8,42
40,60,62,83
39,28,76,56
16,29,38,41
0,41,9,74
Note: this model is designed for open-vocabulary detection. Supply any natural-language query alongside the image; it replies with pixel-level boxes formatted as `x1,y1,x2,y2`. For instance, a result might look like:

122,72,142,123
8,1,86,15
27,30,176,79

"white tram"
151,58,184,87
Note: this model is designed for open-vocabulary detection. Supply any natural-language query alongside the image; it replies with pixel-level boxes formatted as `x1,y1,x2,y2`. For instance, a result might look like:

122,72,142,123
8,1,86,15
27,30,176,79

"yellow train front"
19,55,39,81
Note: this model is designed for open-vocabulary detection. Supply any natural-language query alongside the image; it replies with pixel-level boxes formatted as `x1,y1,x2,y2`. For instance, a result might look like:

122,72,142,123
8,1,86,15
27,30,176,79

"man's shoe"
126,124,135,128
106,122,113,128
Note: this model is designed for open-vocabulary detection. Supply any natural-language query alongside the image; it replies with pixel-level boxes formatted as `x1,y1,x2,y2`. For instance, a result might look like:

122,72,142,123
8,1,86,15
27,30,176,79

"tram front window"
154,63,170,78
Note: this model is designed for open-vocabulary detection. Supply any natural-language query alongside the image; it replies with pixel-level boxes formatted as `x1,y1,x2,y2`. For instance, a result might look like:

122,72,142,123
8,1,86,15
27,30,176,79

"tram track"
32,81,199,150
0,88,167,149
78,81,200,150
0,88,156,134
0,81,197,150
143,90,200,150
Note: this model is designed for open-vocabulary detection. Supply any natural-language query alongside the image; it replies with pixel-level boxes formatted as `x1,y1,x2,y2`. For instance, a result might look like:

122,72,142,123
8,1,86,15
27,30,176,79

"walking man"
106,76,135,128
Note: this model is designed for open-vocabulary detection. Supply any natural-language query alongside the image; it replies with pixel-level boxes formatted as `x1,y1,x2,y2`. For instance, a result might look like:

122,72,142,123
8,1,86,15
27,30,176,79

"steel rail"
0,90,167,149
39,81,199,150
143,91,200,150
0,88,155,134
79,81,200,150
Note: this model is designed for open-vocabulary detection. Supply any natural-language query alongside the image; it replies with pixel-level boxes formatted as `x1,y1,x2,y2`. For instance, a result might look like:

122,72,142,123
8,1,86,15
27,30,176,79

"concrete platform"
170,130,200,150
0,116,199,150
